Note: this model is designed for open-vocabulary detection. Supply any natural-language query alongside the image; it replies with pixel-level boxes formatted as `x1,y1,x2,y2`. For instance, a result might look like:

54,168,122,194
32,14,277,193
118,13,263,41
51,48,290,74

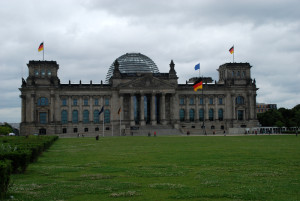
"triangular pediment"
118,74,175,89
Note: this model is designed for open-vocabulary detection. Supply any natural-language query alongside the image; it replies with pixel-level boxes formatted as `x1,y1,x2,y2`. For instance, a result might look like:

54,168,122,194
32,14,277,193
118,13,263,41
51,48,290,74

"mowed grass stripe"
7,135,300,201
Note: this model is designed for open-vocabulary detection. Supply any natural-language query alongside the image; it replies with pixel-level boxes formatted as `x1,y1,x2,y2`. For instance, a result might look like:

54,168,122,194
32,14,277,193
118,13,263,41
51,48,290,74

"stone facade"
19,54,259,136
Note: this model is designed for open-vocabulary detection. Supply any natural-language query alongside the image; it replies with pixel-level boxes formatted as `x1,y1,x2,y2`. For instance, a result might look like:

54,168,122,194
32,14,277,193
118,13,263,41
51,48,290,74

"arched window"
218,109,223,121
83,110,89,123
72,110,78,123
199,109,204,121
61,110,68,124
209,109,214,121
93,110,99,123
104,109,110,123
236,96,244,104
37,97,49,106
189,109,195,122
179,109,185,122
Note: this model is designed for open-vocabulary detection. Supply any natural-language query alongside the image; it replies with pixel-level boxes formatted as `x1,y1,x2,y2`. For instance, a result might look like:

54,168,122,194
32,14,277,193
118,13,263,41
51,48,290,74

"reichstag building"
20,53,258,136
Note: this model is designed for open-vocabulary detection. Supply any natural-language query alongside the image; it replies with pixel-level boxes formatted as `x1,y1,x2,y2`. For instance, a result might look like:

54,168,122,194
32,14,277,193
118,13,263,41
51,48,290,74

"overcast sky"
0,0,300,123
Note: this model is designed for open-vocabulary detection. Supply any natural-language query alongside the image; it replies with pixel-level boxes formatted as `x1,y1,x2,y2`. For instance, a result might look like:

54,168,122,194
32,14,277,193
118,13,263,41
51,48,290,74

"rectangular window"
238,110,244,120
84,99,88,106
105,98,109,106
94,98,99,106
73,99,77,106
219,98,223,105
39,112,47,124
189,98,194,105
179,97,185,105
73,128,78,133
209,98,213,104
62,99,67,106
199,98,204,105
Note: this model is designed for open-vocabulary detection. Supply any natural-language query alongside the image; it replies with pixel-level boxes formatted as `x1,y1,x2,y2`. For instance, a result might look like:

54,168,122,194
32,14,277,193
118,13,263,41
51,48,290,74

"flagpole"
202,75,206,135
103,118,104,137
233,45,234,63
120,110,122,136
43,41,44,61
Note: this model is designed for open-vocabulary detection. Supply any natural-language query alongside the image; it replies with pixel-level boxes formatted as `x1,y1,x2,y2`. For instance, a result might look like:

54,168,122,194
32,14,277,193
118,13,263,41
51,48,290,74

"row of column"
128,93,168,126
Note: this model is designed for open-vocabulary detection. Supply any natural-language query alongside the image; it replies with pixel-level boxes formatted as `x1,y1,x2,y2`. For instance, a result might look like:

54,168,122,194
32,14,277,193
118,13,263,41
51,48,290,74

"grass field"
6,135,300,201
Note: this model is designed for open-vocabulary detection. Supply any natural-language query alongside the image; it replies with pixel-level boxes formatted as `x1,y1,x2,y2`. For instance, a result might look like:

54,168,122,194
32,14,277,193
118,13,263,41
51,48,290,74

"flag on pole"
98,106,104,115
38,42,44,52
194,63,200,70
193,78,203,91
118,107,121,115
229,46,234,54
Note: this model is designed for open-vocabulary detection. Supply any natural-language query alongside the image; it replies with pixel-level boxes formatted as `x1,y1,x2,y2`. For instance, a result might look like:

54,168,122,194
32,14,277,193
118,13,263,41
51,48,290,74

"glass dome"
105,53,159,83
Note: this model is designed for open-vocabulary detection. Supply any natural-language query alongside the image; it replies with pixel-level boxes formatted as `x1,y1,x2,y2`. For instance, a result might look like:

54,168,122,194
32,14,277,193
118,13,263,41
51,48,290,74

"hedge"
0,160,12,199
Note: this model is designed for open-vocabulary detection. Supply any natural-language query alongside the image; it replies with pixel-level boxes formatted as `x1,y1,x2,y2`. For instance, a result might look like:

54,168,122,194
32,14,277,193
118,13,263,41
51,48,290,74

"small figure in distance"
148,132,151,137
154,131,156,137
187,131,190,136
96,135,99,140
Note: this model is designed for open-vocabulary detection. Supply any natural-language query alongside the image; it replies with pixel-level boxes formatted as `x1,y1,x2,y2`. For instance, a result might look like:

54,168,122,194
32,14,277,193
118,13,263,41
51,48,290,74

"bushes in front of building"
0,135,58,198
0,160,12,199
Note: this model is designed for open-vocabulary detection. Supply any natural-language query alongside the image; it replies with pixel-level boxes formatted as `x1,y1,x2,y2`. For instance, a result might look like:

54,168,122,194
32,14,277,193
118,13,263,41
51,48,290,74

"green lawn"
7,135,300,201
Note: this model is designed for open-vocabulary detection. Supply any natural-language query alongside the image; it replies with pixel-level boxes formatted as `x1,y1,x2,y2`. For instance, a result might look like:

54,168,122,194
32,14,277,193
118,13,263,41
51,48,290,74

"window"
84,128,88,132
62,98,67,106
221,125,224,130
94,110,100,123
236,96,244,104
179,97,185,105
237,71,240,77
189,109,195,122
105,98,110,106
199,109,204,121
34,70,39,76
41,69,45,76
209,109,214,121
84,99,88,106
238,110,244,120
73,128,78,133
189,98,194,105
242,71,246,77
47,70,52,76
209,98,213,104
199,98,204,105
73,99,77,106
61,110,68,124
218,109,223,121
219,98,223,105
104,109,110,123
62,128,67,133
83,110,89,123
95,127,99,131
94,98,99,106
232,71,235,77
72,110,78,123
211,126,215,130
37,97,49,106
179,109,185,122
39,112,47,124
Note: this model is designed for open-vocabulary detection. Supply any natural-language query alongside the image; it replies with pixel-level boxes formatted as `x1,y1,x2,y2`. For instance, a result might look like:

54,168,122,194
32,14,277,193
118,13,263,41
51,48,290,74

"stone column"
100,96,104,122
151,93,156,125
79,97,82,122
205,96,209,121
50,94,55,122
21,95,26,123
31,94,35,123
119,94,124,120
214,96,218,121
140,93,145,126
185,96,189,121
130,93,135,126
232,95,236,120
195,96,199,122
89,96,93,123
68,96,72,123
160,93,166,125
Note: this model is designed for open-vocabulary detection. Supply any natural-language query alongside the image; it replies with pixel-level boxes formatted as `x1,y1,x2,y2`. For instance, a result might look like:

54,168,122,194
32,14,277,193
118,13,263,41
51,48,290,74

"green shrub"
0,150,31,173
0,160,12,199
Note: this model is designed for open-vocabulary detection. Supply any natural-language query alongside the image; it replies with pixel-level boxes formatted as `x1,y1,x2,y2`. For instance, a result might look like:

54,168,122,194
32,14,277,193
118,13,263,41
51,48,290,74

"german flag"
193,78,203,91
38,42,44,52
229,46,234,54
